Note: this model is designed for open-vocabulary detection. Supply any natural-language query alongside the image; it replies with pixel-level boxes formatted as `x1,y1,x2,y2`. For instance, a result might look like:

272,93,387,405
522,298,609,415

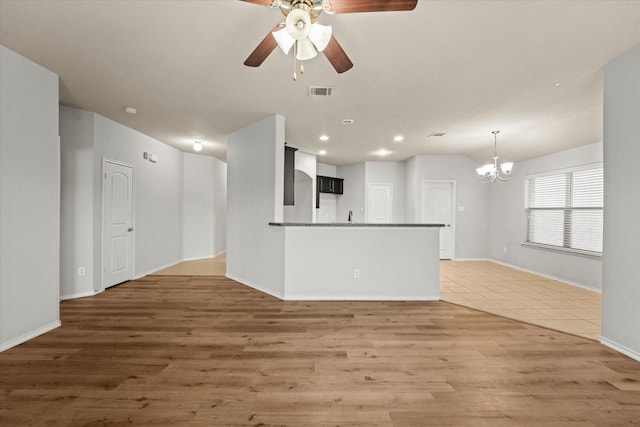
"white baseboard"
225,273,285,300
451,258,489,262
60,290,99,301
486,258,601,293
0,320,61,353
600,336,640,363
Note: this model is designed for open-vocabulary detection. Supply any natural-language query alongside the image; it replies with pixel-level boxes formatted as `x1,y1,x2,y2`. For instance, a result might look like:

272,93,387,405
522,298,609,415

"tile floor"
440,260,601,340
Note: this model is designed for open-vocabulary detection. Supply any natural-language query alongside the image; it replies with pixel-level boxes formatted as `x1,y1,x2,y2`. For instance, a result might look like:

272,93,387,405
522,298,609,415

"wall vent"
308,86,333,97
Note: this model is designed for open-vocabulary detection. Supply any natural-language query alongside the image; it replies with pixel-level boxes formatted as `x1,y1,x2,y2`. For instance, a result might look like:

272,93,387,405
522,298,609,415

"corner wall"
601,46,640,360
183,153,227,260
226,115,285,297
0,45,60,351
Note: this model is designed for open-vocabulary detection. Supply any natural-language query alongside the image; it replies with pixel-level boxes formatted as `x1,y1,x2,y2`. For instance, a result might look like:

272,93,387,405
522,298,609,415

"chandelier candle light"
476,130,514,183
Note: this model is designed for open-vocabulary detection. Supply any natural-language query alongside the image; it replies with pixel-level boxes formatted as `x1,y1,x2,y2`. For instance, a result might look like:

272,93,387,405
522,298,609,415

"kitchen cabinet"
317,175,343,194
316,175,343,208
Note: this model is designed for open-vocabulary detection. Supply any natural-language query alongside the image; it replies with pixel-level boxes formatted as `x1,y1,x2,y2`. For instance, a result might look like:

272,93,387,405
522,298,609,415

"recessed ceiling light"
341,119,354,125
393,135,404,142
555,82,561,87
319,135,329,141
318,149,327,155
124,106,137,115
193,141,203,152
375,149,391,157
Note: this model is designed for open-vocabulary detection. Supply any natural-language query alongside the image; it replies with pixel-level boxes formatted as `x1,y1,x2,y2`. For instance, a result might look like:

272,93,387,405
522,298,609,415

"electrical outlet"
78,267,86,276
503,247,508,254
353,269,360,279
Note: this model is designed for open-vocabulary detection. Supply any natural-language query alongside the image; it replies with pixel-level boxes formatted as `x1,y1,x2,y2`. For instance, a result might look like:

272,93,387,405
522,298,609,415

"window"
525,164,603,255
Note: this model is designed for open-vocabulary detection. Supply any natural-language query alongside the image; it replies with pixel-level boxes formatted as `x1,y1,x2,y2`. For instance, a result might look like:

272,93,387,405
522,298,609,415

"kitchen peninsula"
268,222,443,300
226,115,443,302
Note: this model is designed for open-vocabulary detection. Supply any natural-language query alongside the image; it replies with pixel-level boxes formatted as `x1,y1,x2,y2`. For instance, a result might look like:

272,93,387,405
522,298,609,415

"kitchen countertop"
268,222,445,227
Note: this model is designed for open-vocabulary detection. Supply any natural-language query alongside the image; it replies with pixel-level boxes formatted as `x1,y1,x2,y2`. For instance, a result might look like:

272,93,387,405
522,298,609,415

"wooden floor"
153,255,603,340
2,275,639,426
153,253,227,276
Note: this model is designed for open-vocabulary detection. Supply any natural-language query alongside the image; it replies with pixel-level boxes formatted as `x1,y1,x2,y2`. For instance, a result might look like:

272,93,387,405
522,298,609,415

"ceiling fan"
241,0,418,78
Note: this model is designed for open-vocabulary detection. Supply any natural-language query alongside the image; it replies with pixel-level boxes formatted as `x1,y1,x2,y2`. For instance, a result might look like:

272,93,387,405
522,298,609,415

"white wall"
0,45,60,351
317,162,338,222
283,151,316,223
283,226,440,300
226,115,285,297
59,106,96,298
601,46,640,360
487,142,603,289
337,162,366,223
212,155,227,256
410,155,491,259
365,161,406,222
183,153,227,260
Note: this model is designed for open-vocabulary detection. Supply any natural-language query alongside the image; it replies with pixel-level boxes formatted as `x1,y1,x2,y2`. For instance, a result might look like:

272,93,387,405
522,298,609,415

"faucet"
348,210,353,223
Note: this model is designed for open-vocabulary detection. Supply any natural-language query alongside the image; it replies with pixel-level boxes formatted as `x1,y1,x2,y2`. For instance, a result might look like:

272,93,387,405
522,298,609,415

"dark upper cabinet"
316,175,344,208
317,175,343,194
284,146,297,206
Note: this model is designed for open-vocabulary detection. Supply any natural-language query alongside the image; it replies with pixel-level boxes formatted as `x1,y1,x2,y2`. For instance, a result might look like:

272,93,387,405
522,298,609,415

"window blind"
525,166,603,254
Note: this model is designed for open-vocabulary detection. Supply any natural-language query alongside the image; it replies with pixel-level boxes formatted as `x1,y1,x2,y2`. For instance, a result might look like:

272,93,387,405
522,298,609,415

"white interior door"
103,160,134,288
368,184,393,223
421,181,455,259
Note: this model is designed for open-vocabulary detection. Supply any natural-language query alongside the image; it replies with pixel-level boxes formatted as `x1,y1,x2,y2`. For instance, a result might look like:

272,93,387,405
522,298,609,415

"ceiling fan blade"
323,36,353,73
238,0,276,6
327,0,417,14
244,25,283,67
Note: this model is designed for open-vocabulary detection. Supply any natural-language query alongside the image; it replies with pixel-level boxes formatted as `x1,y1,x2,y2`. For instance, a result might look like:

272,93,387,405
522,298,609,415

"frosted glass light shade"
500,162,514,175
273,27,295,54
296,38,318,60
308,23,332,52
286,8,311,40
476,164,495,176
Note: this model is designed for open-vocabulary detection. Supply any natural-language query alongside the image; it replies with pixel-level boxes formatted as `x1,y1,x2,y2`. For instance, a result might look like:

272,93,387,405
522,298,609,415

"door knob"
127,227,134,232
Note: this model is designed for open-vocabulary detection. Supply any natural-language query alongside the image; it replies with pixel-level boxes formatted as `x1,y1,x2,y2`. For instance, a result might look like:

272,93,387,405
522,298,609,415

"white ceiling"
1,0,638,165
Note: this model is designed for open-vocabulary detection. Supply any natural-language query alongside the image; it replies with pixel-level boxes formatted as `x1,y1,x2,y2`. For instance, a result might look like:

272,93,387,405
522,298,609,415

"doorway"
367,183,393,223
102,159,134,289
421,180,455,259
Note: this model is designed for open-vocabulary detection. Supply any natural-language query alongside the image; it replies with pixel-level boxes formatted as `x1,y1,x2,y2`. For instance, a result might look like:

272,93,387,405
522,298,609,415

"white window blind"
525,165,603,254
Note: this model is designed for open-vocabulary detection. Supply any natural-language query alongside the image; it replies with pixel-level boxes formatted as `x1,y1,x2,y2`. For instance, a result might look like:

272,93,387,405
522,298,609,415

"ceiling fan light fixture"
308,22,332,52
285,8,312,40
296,38,318,60
273,27,295,54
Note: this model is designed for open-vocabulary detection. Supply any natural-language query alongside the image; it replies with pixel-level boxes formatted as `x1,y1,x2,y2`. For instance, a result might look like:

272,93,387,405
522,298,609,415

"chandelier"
476,131,514,183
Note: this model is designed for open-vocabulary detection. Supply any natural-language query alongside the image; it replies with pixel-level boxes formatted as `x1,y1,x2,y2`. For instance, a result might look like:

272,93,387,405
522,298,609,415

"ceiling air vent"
428,132,446,137
308,86,333,97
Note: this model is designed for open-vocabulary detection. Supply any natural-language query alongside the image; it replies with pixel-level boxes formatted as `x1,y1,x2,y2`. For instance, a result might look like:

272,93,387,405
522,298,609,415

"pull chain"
292,42,297,81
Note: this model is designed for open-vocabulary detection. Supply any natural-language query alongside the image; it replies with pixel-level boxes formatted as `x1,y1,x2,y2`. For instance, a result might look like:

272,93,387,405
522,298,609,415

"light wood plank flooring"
1,275,639,426
153,253,227,276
